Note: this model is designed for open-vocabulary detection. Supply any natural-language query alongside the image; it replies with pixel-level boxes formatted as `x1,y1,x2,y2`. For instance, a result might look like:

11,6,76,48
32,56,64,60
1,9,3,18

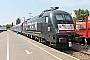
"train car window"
45,17,49,23
55,15,63,20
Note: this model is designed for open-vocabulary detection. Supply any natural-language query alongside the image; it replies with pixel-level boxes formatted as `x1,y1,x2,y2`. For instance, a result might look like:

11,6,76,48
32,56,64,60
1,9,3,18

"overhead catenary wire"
32,0,51,13
26,0,51,18
29,0,40,10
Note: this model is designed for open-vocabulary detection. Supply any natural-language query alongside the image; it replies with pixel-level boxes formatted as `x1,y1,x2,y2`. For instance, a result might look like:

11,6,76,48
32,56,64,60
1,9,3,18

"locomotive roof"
38,10,69,17
50,10,69,14
27,10,69,22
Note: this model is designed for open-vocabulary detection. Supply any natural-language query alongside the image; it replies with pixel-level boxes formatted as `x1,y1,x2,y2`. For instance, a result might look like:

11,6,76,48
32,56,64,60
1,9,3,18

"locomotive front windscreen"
55,14,73,24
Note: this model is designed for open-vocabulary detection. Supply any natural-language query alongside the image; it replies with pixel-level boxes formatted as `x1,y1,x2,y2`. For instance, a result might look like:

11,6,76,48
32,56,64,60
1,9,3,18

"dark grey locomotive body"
22,8,81,48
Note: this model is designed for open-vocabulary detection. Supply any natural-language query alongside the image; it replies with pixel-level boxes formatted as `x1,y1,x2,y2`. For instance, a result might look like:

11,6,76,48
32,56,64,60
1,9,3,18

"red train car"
74,17,90,45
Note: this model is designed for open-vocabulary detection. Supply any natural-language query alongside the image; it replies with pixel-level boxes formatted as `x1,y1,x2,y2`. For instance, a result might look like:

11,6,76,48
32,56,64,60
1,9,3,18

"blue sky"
0,0,90,25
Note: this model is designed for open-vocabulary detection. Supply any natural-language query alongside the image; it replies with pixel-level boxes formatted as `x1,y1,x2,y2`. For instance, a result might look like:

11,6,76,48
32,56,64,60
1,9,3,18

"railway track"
71,43,90,55
63,43,90,60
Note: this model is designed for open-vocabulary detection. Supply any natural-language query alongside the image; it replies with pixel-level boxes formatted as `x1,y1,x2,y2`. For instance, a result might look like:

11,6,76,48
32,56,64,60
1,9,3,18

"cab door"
41,16,48,34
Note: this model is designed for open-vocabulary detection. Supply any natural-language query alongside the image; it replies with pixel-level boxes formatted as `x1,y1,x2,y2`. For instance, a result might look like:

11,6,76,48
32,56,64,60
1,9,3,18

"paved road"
0,30,79,60
0,31,7,60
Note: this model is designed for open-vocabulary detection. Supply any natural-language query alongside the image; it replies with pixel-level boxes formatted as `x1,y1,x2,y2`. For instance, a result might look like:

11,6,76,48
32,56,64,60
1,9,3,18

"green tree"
6,24,12,29
85,9,89,16
75,9,89,20
3,25,6,27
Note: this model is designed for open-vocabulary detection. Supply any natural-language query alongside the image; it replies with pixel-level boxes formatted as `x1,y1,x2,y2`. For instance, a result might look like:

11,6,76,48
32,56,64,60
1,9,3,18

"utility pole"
22,17,25,22
28,13,32,19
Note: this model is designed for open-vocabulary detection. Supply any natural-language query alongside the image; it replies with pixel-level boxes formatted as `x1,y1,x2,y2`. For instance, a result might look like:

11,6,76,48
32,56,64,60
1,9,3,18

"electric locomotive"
22,7,81,48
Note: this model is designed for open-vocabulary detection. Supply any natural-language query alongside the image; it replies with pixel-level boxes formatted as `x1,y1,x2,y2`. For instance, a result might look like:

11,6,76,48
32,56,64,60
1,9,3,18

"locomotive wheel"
46,41,50,46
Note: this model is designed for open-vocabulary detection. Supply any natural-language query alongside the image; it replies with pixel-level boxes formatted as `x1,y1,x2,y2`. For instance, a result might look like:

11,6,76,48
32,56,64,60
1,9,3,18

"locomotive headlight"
58,24,62,30
70,25,72,26
59,25,62,28
58,24,62,28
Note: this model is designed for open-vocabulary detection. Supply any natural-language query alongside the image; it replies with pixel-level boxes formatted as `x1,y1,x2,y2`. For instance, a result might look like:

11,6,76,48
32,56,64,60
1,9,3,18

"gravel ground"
62,45,90,60
72,52,90,60
62,49,90,60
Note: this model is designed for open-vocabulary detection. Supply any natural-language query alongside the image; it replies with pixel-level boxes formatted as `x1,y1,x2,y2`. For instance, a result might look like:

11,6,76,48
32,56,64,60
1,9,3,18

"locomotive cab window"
64,15,71,21
64,14,73,24
45,16,49,23
55,14,63,20
55,14,73,24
